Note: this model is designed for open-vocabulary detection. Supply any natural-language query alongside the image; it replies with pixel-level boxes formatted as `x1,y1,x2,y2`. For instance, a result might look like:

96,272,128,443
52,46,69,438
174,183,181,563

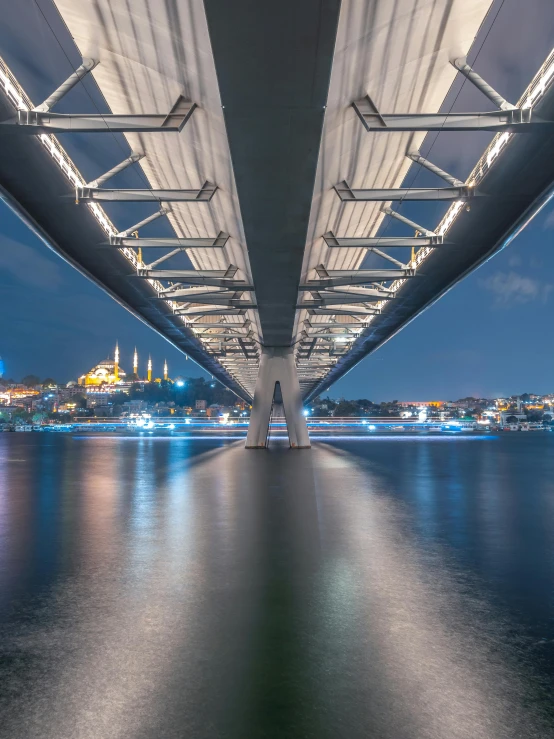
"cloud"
480,271,552,305
0,235,63,290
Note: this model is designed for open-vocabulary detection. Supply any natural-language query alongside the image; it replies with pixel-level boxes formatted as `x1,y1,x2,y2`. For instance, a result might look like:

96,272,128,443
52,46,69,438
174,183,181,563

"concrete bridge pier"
245,348,310,449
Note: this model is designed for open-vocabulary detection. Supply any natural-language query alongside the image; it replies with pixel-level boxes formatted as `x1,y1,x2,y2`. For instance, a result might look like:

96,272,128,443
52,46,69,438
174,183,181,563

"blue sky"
0,0,553,400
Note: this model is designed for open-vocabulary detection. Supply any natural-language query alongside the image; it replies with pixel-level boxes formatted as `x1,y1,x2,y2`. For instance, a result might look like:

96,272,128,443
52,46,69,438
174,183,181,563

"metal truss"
166,297,255,309
137,275,251,290
300,333,359,341
1,58,197,134
305,308,381,316
187,322,250,329
304,265,416,288
352,99,537,132
75,181,216,203
109,233,229,248
334,180,474,202
302,321,365,328
194,332,252,339
146,266,238,282
352,58,553,133
323,232,444,248
158,286,251,301
173,307,253,316
300,290,393,307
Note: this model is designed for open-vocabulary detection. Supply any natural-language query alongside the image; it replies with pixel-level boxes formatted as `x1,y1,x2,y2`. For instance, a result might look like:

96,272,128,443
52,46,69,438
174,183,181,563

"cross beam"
136,274,251,289
193,332,251,338
173,308,249,316
352,96,541,132
302,322,364,328
186,322,249,329
303,270,415,288
305,308,380,316
76,181,216,202
334,180,474,202
109,232,229,248
323,232,443,248
144,267,237,281
302,289,393,303
304,333,361,339
3,95,197,134
165,297,254,308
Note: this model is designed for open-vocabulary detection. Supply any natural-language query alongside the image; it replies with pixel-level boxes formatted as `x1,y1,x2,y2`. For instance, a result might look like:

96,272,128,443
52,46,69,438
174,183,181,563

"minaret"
114,341,119,381
133,347,138,378
163,359,168,381
147,355,152,382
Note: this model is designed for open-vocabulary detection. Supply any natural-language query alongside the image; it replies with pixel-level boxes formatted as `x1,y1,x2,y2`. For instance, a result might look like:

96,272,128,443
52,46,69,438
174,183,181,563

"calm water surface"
1,432,554,738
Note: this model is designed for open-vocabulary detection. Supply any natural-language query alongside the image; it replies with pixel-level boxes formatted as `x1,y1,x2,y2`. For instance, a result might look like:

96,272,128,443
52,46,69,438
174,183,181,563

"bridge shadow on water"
0,434,553,738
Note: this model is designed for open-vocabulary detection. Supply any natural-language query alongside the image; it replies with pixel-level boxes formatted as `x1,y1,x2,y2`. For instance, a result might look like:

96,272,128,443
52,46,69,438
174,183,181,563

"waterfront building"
0,386,40,406
78,343,163,386
78,343,127,386
397,401,444,408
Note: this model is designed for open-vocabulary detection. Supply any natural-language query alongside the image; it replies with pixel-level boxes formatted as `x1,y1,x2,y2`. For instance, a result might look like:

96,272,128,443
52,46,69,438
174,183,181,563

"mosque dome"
78,345,127,386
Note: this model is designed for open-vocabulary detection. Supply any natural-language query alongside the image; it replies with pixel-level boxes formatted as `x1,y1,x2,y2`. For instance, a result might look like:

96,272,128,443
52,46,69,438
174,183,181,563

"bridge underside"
204,0,341,348
0,1,553,439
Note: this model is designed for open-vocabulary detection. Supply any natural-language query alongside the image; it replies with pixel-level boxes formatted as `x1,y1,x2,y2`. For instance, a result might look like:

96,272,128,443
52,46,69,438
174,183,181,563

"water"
1,432,554,738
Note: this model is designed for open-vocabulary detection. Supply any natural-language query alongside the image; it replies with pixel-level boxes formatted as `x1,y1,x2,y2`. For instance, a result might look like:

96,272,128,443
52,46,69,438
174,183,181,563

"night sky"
0,0,553,400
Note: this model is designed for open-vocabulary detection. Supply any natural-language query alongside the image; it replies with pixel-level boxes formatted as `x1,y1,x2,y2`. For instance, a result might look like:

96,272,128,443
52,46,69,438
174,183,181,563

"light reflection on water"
0,434,553,738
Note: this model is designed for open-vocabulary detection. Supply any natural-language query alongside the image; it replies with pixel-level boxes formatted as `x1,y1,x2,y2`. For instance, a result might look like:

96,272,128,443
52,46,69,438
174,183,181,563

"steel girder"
323,232,444,248
352,97,546,132
2,98,197,135
109,233,229,248
75,181,216,202
334,180,475,202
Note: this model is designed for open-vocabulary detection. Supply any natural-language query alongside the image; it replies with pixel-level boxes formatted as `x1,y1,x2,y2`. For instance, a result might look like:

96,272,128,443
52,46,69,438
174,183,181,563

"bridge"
0,1,553,448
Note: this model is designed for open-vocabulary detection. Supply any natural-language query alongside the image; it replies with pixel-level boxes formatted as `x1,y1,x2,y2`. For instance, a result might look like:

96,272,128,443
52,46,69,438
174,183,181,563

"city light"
176,380,185,387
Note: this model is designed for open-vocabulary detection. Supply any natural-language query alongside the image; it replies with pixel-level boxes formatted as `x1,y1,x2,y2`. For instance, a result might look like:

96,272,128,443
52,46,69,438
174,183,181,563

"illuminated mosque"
78,343,169,386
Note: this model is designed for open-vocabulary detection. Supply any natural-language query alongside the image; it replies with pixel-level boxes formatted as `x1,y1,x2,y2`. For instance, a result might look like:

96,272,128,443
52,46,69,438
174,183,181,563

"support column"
246,348,310,449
